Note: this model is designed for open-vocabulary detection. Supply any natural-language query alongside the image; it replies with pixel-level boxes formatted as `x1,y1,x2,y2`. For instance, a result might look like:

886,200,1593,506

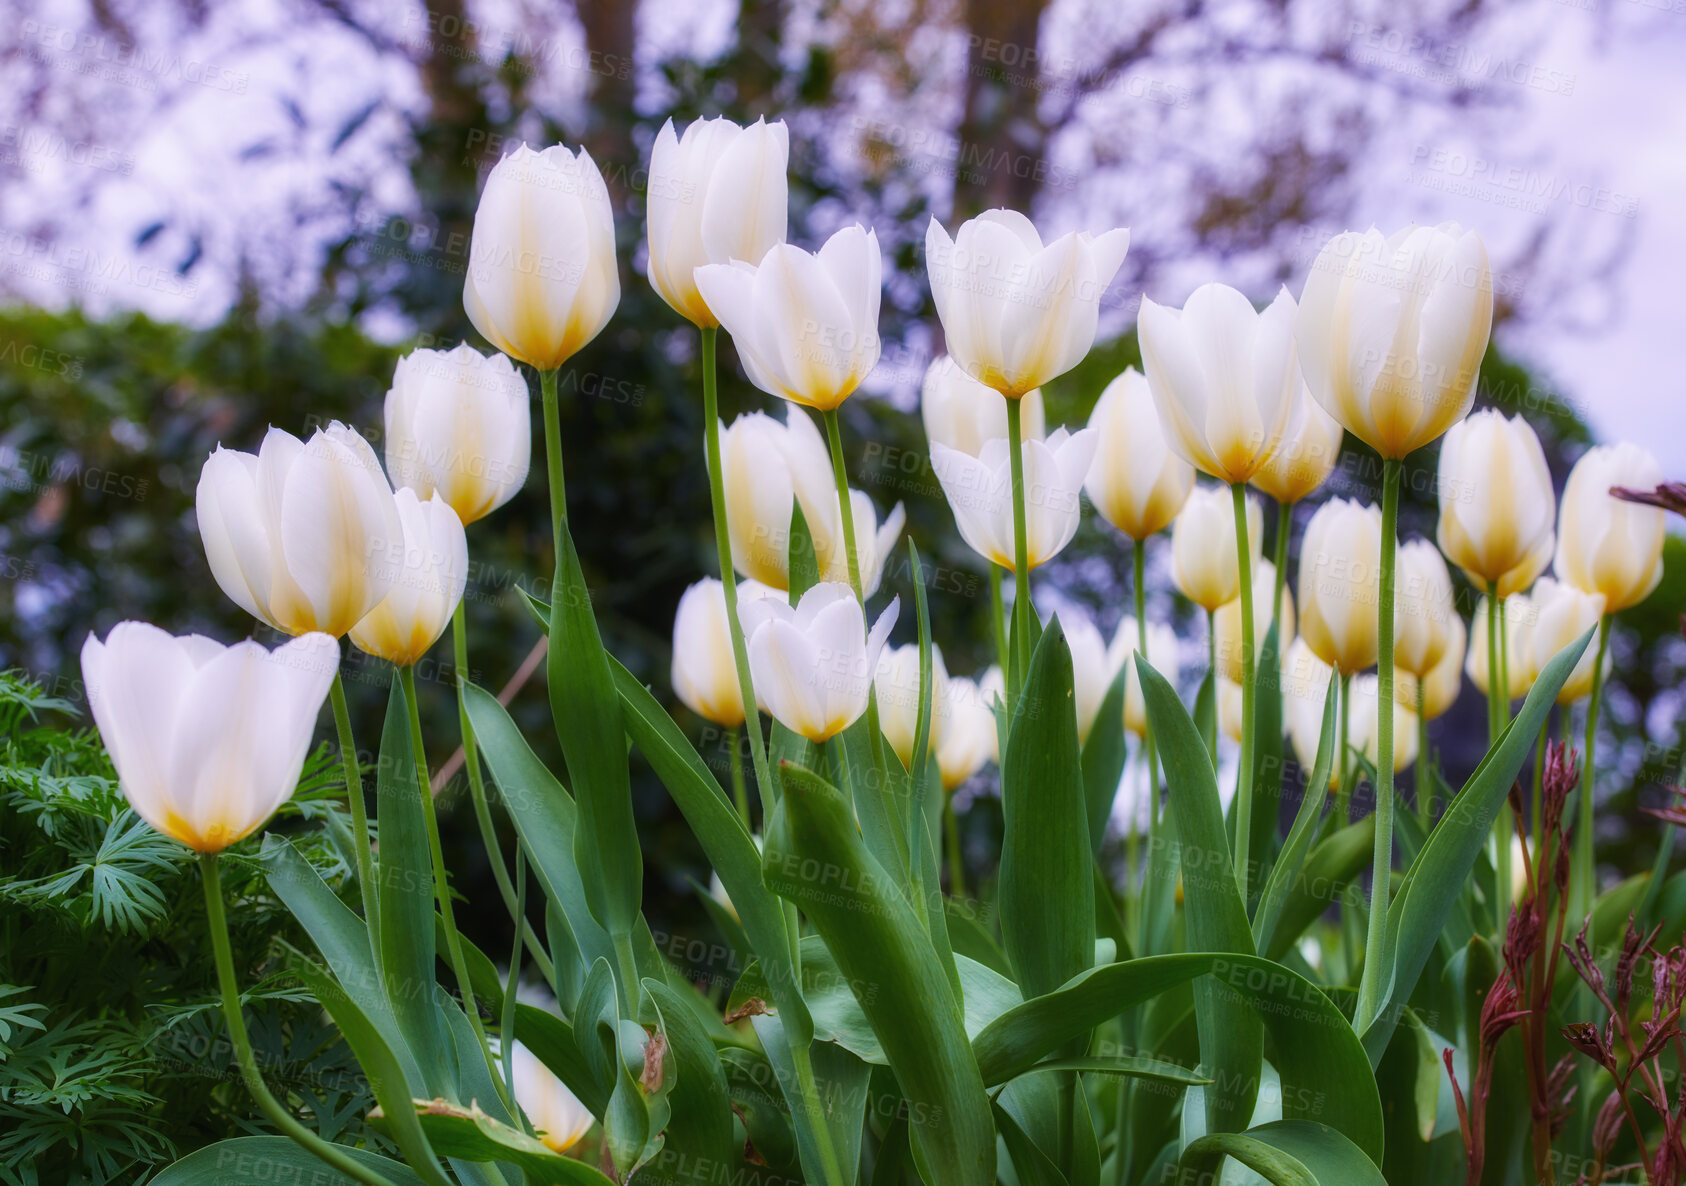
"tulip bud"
1250,379,1343,505
197,423,403,638
695,226,882,410
1348,673,1419,774
925,210,1130,397
80,623,339,852
1296,223,1493,460
1413,613,1467,721
1109,618,1180,736
509,1041,595,1152
937,676,997,792
921,355,1046,457
1529,577,1608,704
349,490,469,667
1555,442,1667,611
1283,638,1341,789
464,143,620,370
1297,498,1383,674
1171,485,1262,612
1059,611,1117,745
385,343,530,524
1467,592,1537,701
646,117,789,327
669,578,778,728
1436,410,1555,589
874,643,950,766
719,410,904,594
1213,559,1295,684
931,428,1097,572
1139,284,1300,483
1394,539,1457,679
1084,367,1196,540
739,582,899,743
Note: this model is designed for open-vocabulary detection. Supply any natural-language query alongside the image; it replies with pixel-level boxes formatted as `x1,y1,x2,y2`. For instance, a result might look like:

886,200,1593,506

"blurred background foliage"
1,0,1683,1014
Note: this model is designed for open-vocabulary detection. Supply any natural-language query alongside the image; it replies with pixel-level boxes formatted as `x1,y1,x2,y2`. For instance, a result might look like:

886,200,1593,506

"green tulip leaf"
1181,1119,1387,1186
1246,621,1285,904
148,1137,428,1186
1254,668,1339,955
639,979,736,1181
1080,665,1131,857
372,1099,615,1186
1262,817,1374,964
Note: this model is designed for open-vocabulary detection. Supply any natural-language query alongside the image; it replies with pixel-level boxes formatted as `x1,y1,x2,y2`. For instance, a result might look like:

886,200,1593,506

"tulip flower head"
937,676,997,791
385,343,530,524
1296,222,1493,460
80,623,339,853
1412,613,1468,721
464,143,620,371
1467,592,1538,701
1250,379,1344,505
1170,484,1262,612
1213,559,1295,684
1555,442,1667,611
874,643,950,766
1109,617,1181,736
647,116,789,327
931,427,1097,572
921,354,1046,457
509,1041,595,1152
739,582,899,743
925,209,1130,397
1393,539,1457,679
1436,410,1555,590
1138,283,1300,484
670,577,778,728
349,490,469,667
1282,638,1343,789
1529,577,1608,704
197,423,403,638
718,409,904,593
1297,498,1384,674
1084,367,1196,541
695,225,883,411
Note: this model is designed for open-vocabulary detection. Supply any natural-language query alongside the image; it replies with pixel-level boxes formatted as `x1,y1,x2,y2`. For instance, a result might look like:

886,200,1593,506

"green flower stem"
820,409,864,599
1006,398,1033,696
989,567,1010,679
1417,682,1432,832
1337,674,1351,820
398,664,513,1117
1272,500,1291,625
539,367,566,554
728,725,750,829
1356,456,1401,1031
944,793,965,899
502,846,526,1128
1485,582,1503,744
699,329,776,818
1230,482,1258,903
1498,595,1512,719
452,602,553,987
1135,538,1160,860
200,853,401,1186
1205,610,1218,767
1574,616,1611,925
329,671,378,942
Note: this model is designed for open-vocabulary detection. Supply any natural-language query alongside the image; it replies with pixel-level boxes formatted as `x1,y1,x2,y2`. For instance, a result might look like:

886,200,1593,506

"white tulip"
647,117,789,327
718,409,905,595
197,423,403,638
1555,442,1667,611
1296,223,1493,460
925,210,1130,397
385,343,530,525
1213,560,1295,684
1139,284,1300,484
1529,577,1608,705
509,1042,595,1152
1059,611,1118,745
1414,614,1467,721
1297,498,1383,674
1348,674,1419,774
921,355,1045,457
1467,592,1537,701
931,427,1097,572
1393,540,1457,679
671,578,747,728
937,676,997,791
739,582,899,743
464,143,620,371
1108,617,1181,736
1084,367,1196,541
1218,677,1245,745
1283,638,1342,789
1171,485,1262,612
1250,379,1344,505
349,490,469,667
695,226,882,411
874,643,950,766
1436,410,1555,590
80,623,338,853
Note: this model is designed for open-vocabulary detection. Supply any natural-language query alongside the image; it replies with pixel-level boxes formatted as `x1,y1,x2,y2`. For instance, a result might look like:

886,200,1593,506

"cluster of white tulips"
70,109,1671,1176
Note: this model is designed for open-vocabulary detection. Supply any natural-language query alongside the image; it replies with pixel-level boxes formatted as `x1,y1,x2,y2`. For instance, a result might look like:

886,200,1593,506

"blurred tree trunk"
733,0,786,118
577,0,640,207
954,0,1049,219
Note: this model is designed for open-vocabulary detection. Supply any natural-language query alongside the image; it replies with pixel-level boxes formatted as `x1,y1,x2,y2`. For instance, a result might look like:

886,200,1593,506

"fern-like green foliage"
0,670,379,1184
